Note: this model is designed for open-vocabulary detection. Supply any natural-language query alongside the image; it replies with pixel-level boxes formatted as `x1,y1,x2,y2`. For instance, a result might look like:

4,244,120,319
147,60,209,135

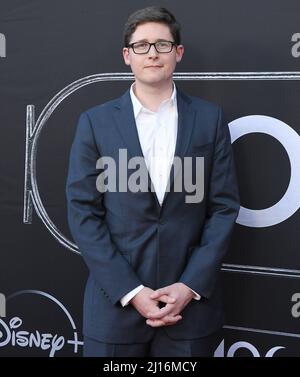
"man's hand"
146,283,194,327
130,287,176,320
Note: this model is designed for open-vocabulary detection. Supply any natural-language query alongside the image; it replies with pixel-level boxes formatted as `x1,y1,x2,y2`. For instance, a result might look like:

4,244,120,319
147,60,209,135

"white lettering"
0,317,64,356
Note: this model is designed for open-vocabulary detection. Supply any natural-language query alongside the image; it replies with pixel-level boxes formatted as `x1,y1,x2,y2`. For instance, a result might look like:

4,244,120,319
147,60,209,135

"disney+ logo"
0,290,83,357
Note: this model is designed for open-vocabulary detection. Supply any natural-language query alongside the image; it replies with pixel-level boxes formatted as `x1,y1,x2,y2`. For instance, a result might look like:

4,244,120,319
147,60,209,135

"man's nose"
148,44,159,57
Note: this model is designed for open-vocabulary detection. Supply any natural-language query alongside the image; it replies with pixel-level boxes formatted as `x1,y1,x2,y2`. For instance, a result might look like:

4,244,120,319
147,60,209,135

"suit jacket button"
159,219,165,225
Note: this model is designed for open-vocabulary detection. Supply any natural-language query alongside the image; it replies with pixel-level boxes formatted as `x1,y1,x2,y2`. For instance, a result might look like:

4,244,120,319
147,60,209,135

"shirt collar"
130,83,177,119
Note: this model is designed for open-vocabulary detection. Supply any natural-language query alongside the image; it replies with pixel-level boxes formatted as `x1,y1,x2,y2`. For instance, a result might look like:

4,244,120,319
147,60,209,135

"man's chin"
140,75,171,86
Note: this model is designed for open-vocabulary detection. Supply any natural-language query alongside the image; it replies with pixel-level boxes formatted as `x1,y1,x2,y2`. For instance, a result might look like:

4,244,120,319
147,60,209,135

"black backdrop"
1,0,300,357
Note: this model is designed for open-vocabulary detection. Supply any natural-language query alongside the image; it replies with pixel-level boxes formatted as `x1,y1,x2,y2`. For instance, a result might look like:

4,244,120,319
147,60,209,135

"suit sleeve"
179,108,240,299
66,112,142,305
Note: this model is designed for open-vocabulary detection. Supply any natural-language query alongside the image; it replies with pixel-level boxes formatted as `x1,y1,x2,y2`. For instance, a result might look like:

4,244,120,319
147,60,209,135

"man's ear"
175,45,184,63
123,47,131,66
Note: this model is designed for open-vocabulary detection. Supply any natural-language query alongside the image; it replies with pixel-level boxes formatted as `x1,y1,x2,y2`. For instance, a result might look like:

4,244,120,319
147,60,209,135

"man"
66,6,240,357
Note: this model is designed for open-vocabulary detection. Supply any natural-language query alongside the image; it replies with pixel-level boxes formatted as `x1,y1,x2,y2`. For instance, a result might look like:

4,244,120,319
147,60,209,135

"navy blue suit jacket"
66,88,240,343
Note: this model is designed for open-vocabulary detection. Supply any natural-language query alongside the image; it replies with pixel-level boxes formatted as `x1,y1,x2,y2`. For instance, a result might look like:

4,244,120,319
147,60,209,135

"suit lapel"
113,89,144,160
160,90,196,207
113,90,160,207
174,89,195,161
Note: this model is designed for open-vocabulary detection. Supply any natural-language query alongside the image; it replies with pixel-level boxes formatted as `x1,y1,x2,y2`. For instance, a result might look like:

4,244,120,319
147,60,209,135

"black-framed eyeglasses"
128,40,176,54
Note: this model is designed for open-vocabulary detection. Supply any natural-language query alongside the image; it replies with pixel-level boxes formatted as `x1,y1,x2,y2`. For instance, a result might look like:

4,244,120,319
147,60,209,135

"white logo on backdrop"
229,115,300,228
0,290,83,357
214,339,285,357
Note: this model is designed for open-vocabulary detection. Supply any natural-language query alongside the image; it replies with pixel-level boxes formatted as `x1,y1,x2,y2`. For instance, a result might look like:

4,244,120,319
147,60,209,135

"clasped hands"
130,283,194,327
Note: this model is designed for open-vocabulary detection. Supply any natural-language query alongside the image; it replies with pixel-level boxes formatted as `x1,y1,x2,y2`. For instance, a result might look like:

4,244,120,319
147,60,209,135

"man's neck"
133,80,174,112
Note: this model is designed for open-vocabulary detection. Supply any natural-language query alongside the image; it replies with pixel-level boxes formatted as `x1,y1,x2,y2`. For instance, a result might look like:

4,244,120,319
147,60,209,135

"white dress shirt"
120,83,200,306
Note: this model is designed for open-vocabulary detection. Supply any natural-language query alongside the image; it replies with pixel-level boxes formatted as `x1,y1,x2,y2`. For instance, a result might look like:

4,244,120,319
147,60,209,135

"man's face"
123,22,184,87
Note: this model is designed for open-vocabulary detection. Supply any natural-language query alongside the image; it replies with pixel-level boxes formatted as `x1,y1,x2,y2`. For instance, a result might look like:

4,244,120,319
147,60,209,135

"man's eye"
135,42,148,49
157,41,168,48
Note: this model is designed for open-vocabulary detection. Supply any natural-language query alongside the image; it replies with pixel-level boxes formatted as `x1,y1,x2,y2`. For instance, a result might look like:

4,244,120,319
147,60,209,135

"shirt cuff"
189,287,201,300
120,285,145,307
